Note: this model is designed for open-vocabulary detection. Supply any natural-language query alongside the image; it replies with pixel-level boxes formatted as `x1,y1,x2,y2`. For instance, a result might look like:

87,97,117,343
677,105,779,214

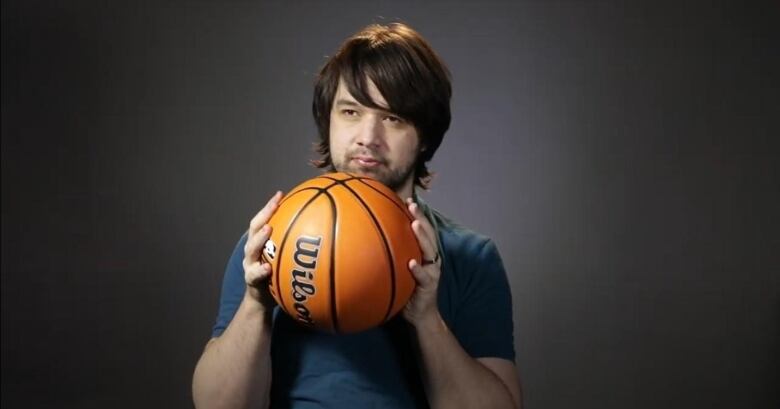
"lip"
352,156,382,167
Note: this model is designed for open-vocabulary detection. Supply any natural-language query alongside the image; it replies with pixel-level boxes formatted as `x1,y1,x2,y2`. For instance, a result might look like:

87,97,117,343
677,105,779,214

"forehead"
334,77,390,110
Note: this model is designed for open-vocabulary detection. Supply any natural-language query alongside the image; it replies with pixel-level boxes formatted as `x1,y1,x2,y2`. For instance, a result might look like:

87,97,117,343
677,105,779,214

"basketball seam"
321,190,340,334
353,178,413,221
319,173,411,221
317,174,359,184
278,184,331,207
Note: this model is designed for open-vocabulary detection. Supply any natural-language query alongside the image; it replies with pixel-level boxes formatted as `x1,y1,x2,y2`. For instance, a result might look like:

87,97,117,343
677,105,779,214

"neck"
395,176,415,202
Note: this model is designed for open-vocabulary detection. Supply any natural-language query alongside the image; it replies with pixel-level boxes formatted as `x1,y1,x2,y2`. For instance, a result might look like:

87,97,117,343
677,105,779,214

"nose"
356,116,383,148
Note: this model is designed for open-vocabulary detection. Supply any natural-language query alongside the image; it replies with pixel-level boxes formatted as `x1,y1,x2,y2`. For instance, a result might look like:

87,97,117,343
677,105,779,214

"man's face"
329,78,421,196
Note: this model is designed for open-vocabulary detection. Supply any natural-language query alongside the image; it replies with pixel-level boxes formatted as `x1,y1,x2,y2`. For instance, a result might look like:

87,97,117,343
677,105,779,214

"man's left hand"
403,198,442,327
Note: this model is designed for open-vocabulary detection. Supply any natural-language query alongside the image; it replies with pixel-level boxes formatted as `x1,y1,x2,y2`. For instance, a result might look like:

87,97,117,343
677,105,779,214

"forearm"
413,313,518,409
192,291,273,409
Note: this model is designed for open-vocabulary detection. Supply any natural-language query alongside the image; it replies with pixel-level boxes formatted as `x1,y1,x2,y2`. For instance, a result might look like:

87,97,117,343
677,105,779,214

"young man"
193,23,522,409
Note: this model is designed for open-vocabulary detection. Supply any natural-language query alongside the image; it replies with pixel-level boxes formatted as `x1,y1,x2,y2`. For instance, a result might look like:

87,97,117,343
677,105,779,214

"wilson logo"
290,235,322,326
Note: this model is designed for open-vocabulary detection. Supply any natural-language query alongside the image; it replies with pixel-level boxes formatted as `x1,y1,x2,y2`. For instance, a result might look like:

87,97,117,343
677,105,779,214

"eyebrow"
334,98,392,112
334,99,361,107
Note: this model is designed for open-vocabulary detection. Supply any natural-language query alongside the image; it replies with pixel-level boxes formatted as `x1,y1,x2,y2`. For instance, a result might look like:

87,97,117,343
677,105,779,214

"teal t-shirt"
212,203,515,408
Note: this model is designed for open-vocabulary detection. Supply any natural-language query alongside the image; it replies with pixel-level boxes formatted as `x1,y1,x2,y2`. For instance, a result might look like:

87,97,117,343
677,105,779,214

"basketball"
260,172,421,333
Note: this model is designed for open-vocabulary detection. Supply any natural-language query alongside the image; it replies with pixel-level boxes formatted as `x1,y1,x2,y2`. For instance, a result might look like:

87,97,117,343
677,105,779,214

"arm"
192,192,283,409
411,312,522,409
404,200,522,409
192,293,273,409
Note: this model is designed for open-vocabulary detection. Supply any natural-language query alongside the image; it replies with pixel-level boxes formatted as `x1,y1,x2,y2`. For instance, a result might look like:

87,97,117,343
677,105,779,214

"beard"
334,151,416,192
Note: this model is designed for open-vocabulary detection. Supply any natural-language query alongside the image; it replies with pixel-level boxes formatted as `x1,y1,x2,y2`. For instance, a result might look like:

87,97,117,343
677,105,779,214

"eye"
342,109,358,117
384,115,404,124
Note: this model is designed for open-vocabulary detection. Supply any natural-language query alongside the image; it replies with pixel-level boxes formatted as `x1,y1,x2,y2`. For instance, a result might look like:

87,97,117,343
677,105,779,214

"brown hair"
311,23,452,189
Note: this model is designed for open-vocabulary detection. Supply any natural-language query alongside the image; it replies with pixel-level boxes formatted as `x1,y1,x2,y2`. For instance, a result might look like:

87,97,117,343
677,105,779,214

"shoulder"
422,204,507,295
424,204,516,360
427,206,501,265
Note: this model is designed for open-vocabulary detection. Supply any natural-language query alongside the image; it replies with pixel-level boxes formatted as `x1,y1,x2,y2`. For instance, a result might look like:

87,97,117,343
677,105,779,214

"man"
192,23,522,409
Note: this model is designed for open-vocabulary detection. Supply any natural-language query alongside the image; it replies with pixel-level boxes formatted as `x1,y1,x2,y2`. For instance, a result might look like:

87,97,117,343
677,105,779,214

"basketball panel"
263,188,320,309
273,192,336,332
346,179,420,319
331,184,394,333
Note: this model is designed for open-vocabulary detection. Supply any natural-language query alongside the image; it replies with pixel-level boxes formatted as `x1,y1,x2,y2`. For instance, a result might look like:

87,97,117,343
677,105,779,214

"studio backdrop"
2,1,778,408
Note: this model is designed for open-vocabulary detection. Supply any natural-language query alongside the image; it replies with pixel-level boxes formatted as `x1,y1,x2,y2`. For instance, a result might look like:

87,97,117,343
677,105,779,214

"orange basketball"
260,172,421,333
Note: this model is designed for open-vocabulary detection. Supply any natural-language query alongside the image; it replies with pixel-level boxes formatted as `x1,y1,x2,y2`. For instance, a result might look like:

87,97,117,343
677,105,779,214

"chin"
335,162,405,190
338,164,380,178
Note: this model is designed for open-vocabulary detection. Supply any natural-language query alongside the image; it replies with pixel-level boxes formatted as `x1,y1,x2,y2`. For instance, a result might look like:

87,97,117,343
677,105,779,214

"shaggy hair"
311,23,452,189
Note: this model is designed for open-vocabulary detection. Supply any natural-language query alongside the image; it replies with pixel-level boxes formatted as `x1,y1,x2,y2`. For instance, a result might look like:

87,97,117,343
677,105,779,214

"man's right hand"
242,191,284,311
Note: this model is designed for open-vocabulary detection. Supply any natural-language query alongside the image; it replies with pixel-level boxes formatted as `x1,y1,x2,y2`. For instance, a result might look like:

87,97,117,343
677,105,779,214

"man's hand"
242,191,284,311
400,198,522,409
403,198,443,327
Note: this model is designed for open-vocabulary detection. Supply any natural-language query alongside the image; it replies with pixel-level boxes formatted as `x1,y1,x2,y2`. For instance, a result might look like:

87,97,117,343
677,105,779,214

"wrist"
242,289,274,322
410,309,445,333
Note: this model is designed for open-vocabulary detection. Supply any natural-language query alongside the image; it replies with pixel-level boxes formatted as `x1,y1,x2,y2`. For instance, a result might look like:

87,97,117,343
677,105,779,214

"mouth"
351,156,383,168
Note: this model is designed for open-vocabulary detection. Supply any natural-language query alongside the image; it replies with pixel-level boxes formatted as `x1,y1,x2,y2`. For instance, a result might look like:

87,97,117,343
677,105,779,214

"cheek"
398,134,421,164
328,131,348,161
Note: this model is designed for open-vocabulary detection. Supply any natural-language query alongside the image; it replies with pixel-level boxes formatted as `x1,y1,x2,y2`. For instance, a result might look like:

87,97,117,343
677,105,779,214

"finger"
408,259,438,286
407,202,436,244
408,204,437,259
412,219,438,261
250,190,283,233
245,224,272,262
244,261,272,287
249,191,283,234
408,258,425,282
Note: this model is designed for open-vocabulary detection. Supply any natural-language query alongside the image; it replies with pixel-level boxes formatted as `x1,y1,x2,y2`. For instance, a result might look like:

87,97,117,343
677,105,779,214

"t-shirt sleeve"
451,238,516,361
211,233,249,338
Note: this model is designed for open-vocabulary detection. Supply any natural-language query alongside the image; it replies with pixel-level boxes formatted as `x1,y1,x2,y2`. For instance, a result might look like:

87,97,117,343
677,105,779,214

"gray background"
2,1,778,408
